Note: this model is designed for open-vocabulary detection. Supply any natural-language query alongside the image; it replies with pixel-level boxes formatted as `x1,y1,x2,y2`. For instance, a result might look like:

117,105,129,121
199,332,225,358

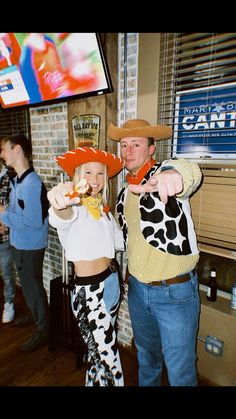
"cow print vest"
116,163,198,256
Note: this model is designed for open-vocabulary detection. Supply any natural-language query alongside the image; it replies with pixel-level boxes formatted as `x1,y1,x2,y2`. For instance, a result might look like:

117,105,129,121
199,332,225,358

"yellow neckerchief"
81,195,103,220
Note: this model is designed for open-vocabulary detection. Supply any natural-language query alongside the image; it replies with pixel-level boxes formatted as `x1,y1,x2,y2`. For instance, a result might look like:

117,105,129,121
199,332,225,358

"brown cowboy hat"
54,147,123,179
107,119,172,141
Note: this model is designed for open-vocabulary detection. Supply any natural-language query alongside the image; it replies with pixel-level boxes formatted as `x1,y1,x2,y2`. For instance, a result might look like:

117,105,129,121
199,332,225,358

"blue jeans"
0,240,16,304
128,270,200,386
11,247,49,333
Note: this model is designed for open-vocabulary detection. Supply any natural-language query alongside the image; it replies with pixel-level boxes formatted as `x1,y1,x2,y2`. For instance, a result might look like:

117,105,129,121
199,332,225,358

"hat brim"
55,147,123,178
107,123,172,141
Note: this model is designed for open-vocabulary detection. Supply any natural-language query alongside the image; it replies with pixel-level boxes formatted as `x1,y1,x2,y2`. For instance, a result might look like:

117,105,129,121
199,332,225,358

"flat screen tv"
0,33,113,109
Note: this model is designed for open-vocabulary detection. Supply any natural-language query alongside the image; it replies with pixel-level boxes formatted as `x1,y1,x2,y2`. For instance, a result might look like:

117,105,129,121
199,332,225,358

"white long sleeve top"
49,204,124,262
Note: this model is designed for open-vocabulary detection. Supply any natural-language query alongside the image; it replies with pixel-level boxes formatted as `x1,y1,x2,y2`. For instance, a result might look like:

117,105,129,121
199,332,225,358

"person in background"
47,147,124,386
0,133,49,352
108,118,202,386
0,157,17,324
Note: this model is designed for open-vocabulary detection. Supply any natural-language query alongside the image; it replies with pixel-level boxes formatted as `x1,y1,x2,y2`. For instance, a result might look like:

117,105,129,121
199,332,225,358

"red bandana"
126,158,156,185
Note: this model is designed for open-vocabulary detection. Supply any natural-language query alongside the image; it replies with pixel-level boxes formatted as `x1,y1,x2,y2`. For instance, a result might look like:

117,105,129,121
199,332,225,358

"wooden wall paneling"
103,33,118,152
67,97,106,150
102,33,119,212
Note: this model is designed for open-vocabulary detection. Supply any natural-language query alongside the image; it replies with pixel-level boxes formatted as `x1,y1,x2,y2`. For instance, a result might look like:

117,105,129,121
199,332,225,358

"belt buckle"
150,281,161,286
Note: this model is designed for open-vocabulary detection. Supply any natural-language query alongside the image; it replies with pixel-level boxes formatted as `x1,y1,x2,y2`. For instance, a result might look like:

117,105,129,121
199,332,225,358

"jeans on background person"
11,247,49,334
0,240,16,304
128,270,200,386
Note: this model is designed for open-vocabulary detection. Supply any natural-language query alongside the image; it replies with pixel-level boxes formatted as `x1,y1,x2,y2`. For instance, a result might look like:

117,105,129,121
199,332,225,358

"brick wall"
29,103,69,295
116,33,138,349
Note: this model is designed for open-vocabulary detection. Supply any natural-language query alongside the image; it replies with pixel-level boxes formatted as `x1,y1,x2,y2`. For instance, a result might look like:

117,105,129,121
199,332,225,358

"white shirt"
49,204,124,262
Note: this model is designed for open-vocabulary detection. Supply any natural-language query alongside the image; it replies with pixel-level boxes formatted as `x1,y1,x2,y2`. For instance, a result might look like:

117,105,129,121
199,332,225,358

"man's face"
120,137,155,175
0,141,16,167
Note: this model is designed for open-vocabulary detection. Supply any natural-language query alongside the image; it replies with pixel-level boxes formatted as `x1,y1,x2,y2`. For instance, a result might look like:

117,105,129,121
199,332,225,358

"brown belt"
149,269,195,286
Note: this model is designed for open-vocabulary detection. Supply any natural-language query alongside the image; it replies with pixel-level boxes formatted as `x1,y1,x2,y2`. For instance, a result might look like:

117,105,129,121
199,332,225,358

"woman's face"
80,162,105,197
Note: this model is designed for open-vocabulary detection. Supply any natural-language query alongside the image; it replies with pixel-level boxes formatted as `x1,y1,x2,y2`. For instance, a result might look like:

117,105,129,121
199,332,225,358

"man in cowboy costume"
108,118,202,386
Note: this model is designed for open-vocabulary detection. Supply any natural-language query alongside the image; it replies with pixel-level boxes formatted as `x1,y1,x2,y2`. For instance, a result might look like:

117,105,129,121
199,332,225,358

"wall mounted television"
0,33,113,109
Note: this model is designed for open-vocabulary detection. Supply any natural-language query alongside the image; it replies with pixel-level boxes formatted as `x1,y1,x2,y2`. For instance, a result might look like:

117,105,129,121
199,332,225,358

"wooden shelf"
200,289,236,318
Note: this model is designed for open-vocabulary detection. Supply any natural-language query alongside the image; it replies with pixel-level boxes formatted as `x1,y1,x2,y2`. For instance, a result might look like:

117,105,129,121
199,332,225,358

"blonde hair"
73,162,109,204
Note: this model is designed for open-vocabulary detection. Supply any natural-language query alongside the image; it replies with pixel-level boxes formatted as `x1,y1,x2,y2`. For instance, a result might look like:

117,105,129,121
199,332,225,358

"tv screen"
0,33,113,109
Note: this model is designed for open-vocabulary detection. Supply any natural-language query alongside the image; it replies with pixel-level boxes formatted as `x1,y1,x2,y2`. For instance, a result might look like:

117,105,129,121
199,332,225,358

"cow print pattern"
72,279,124,386
116,187,128,250
116,163,197,256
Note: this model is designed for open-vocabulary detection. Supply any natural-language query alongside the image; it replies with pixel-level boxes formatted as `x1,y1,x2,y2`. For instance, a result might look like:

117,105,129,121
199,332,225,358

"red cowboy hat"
107,119,172,141
54,147,123,178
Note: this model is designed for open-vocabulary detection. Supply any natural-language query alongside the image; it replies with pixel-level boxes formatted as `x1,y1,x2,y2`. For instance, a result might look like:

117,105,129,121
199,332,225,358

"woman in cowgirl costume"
48,147,124,386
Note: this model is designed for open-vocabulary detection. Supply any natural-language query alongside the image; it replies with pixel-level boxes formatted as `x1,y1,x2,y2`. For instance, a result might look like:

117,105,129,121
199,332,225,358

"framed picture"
173,82,236,160
72,114,100,148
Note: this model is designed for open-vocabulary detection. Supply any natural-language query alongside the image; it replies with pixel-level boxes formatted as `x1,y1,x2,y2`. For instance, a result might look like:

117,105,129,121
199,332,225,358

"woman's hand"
47,181,80,210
